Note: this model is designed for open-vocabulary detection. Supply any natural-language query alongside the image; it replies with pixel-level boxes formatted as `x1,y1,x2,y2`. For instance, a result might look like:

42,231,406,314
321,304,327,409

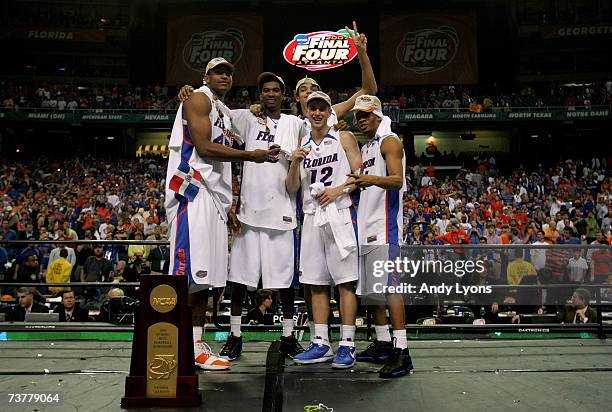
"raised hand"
345,21,367,53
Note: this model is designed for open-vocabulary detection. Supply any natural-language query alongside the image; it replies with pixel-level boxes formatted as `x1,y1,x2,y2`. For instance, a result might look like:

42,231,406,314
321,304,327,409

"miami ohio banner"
380,14,478,85
166,15,263,86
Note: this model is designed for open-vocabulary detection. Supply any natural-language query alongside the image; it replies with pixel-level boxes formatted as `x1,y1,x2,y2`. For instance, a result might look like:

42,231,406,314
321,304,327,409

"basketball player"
166,57,279,370
347,95,414,378
218,72,306,360
286,92,362,369
292,21,376,341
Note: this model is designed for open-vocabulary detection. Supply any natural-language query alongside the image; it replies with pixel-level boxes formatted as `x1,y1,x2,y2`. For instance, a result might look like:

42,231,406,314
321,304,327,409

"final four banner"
380,13,478,85
166,15,263,86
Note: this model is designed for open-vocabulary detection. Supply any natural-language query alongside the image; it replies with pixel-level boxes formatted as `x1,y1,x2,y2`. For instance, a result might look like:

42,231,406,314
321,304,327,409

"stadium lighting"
107,136,115,140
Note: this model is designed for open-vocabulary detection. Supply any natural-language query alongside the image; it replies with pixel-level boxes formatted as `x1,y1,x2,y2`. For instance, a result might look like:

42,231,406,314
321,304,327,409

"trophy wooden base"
121,376,201,407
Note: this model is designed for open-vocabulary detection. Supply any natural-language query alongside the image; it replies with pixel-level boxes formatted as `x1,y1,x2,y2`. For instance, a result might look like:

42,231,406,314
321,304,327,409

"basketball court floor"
1,335,611,411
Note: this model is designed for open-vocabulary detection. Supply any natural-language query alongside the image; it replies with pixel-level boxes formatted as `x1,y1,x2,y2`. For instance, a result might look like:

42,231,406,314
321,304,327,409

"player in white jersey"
347,95,414,378
166,57,279,370
216,72,306,360
292,22,377,340
286,92,363,369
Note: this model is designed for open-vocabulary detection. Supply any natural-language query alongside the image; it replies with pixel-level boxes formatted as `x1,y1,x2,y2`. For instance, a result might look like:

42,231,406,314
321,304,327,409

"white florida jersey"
165,85,233,218
231,110,302,230
300,127,353,214
357,134,406,246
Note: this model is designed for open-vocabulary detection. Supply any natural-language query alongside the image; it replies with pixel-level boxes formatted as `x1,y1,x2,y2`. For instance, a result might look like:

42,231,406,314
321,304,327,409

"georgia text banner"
166,15,263,86
380,14,478,85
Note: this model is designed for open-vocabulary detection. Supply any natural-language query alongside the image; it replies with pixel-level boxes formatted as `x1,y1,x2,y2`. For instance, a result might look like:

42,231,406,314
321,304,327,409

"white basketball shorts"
168,190,228,292
229,224,295,289
299,207,358,286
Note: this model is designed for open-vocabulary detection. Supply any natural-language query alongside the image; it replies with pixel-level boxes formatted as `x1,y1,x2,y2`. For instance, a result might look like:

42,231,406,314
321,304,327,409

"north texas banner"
380,13,478,85
166,15,263,86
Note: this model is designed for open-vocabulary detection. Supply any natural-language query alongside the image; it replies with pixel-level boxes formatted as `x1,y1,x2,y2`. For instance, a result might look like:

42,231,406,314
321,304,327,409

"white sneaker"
194,340,231,370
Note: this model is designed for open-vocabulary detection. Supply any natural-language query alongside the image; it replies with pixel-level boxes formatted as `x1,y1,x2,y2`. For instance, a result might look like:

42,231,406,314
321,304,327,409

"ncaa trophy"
121,275,201,407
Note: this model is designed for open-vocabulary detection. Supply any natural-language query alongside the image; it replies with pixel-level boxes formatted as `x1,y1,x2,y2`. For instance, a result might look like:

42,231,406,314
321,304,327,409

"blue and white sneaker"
332,339,356,369
293,336,334,364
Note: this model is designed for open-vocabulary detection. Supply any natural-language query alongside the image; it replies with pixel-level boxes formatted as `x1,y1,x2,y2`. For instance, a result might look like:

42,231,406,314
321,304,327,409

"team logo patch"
183,29,245,74
283,30,358,71
395,26,459,74
367,235,378,243
195,271,208,279
283,216,293,223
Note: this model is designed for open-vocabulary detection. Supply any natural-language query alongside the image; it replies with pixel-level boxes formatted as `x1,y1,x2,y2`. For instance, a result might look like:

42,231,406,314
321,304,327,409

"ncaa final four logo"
283,30,358,71
396,26,459,74
183,29,245,73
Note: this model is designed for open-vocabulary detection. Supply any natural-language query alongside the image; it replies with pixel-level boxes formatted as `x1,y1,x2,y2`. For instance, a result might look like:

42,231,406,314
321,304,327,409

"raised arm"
183,93,276,163
332,21,378,120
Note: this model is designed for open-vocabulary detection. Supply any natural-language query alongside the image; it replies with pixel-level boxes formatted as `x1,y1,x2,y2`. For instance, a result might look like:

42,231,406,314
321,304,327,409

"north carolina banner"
166,15,263,86
380,14,478,85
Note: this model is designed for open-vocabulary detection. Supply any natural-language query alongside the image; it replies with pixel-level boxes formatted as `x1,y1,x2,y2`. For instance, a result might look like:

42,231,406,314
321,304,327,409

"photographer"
124,252,150,299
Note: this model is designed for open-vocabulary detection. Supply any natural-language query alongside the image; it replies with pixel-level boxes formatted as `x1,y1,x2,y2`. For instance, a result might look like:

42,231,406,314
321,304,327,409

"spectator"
14,254,42,283
52,290,89,322
80,245,113,302
506,251,538,285
127,232,148,259
8,287,48,321
245,289,273,325
147,238,169,274
566,250,589,284
557,288,597,323
46,248,73,294
48,239,76,267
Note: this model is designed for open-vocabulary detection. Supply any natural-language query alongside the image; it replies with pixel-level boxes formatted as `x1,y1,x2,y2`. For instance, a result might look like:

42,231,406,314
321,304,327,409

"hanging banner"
282,29,358,71
166,15,263,86
380,13,478,85
541,23,612,39
0,27,106,42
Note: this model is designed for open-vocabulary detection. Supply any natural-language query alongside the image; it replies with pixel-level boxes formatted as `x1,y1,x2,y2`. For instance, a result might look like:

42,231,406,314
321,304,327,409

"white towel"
375,115,395,139
167,86,228,221
310,183,357,260
275,114,301,158
168,102,185,150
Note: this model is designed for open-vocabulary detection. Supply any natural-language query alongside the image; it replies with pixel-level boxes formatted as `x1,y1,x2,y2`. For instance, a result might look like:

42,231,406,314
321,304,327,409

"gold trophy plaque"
121,276,200,408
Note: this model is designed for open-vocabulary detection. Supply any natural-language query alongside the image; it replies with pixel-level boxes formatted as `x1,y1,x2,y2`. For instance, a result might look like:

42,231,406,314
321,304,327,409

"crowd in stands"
378,80,612,112
0,153,609,298
2,79,612,113
0,82,289,112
